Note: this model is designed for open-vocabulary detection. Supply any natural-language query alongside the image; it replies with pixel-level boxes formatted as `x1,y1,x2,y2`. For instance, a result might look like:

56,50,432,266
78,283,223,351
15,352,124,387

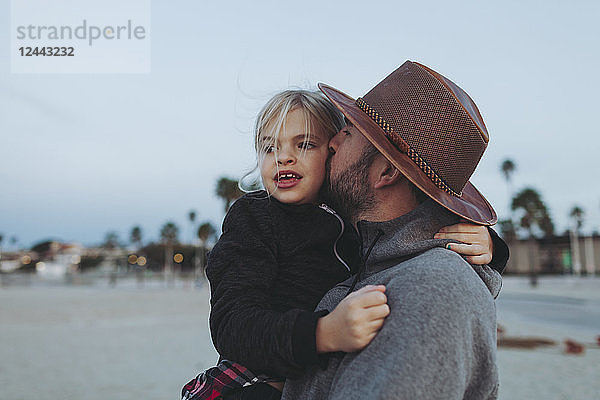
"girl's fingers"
349,285,385,299
446,243,492,264
356,290,388,308
366,319,385,332
435,232,480,243
446,243,486,255
465,254,492,265
365,303,390,319
437,223,482,234
356,285,386,294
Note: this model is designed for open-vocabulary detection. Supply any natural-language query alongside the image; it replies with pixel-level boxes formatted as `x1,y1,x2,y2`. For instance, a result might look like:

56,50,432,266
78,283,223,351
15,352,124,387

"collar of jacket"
356,199,460,276
355,199,502,298
251,190,325,215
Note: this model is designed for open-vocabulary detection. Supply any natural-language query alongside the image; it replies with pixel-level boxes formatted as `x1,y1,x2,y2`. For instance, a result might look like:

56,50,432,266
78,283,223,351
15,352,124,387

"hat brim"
319,82,497,226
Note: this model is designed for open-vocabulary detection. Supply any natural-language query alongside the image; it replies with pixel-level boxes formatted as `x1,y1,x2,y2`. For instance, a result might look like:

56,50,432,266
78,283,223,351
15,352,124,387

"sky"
1,0,599,249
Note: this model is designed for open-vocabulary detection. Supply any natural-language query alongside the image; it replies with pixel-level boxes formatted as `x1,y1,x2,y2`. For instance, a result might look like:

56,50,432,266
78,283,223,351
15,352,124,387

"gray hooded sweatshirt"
282,200,501,400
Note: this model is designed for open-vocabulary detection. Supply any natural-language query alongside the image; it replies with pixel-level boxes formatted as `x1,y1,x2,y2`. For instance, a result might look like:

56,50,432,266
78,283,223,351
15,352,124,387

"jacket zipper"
319,203,351,272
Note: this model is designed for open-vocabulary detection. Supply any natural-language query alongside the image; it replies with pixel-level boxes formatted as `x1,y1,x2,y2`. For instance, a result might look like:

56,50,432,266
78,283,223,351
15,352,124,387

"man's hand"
316,285,390,353
434,223,493,265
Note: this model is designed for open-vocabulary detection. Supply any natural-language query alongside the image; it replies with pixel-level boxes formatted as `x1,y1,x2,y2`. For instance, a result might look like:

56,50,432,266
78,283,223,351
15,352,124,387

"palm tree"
568,206,585,275
511,188,554,286
0,234,3,270
216,177,244,213
501,159,516,185
160,222,179,244
500,159,516,219
130,226,142,250
188,210,197,245
102,232,120,249
569,206,584,233
196,222,216,277
187,210,198,279
197,222,216,245
511,188,554,238
160,222,179,279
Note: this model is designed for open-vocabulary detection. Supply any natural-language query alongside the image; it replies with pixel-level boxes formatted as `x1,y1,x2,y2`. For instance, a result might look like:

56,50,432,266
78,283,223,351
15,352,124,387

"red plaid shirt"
181,360,281,400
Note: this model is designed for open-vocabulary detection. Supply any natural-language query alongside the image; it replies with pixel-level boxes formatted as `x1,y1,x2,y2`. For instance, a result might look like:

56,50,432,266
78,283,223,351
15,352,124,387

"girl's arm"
207,196,382,379
207,196,308,378
434,223,509,272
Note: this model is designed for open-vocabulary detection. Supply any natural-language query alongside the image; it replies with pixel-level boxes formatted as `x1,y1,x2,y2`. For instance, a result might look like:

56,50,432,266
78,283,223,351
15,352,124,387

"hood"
356,199,502,298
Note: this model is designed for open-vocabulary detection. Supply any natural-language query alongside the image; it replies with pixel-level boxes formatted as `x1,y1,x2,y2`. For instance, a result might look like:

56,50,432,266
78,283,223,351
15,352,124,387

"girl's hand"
434,223,493,265
316,285,390,353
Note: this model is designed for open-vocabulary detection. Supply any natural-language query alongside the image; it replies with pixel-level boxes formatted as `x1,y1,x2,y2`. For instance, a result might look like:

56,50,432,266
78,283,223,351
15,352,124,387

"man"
282,61,502,399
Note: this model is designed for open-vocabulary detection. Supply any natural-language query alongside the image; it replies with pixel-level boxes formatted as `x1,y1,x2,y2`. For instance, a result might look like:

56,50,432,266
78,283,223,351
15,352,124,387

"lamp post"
173,253,183,287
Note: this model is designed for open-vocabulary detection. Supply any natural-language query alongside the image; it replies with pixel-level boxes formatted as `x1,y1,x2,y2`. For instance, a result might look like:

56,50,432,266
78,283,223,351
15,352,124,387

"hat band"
355,97,462,197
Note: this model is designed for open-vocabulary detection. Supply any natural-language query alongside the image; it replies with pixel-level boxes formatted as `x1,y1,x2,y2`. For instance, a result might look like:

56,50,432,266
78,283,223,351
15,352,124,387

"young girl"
182,90,508,400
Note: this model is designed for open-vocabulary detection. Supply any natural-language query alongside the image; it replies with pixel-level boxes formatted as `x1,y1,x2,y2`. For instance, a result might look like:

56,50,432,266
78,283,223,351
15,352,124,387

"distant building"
505,234,599,275
0,241,83,276
34,242,83,277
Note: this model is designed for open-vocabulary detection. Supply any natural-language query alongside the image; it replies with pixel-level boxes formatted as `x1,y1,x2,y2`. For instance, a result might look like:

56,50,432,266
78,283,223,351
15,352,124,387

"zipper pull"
319,203,337,215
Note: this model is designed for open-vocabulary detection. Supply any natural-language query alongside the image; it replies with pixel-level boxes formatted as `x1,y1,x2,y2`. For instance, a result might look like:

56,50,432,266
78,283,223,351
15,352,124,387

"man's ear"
373,160,402,189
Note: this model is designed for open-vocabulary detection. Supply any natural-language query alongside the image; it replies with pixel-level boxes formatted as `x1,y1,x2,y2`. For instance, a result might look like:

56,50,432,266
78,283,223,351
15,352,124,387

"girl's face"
259,108,330,205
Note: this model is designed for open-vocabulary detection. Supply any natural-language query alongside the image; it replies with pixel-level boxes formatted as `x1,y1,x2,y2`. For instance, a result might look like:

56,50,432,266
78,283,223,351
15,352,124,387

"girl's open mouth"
275,171,302,188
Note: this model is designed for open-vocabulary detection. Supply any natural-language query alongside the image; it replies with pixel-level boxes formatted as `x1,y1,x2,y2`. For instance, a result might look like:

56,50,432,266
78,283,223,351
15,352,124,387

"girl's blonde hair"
240,89,345,191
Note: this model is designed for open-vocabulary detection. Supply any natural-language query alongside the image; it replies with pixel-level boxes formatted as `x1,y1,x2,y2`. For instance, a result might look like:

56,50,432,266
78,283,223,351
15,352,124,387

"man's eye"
343,130,351,136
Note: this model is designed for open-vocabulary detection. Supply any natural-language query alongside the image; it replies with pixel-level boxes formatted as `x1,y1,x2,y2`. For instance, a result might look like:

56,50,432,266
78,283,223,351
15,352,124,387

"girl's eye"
299,142,316,150
343,129,351,136
263,145,275,153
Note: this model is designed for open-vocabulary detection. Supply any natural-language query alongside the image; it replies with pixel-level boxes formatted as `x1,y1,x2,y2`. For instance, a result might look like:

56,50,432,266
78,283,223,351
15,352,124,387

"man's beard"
321,146,378,222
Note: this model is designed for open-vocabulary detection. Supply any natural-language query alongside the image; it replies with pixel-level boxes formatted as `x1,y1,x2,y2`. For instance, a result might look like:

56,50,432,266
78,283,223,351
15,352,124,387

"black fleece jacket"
206,191,508,379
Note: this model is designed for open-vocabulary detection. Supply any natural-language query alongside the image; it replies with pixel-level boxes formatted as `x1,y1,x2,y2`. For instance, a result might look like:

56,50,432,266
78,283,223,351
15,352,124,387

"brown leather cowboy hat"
319,60,497,225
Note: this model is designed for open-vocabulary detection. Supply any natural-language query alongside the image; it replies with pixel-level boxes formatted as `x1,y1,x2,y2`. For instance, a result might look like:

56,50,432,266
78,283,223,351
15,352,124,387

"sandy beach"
0,281,217,400
495,276,600,400
1,276,598,400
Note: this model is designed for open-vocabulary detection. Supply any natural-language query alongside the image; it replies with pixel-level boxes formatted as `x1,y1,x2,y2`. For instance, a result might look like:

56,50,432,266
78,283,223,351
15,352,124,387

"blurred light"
128,254,138,264
22,255,32,265
71,255,81,264
36,262,46,272
173,253,184,263
136,256,147,266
